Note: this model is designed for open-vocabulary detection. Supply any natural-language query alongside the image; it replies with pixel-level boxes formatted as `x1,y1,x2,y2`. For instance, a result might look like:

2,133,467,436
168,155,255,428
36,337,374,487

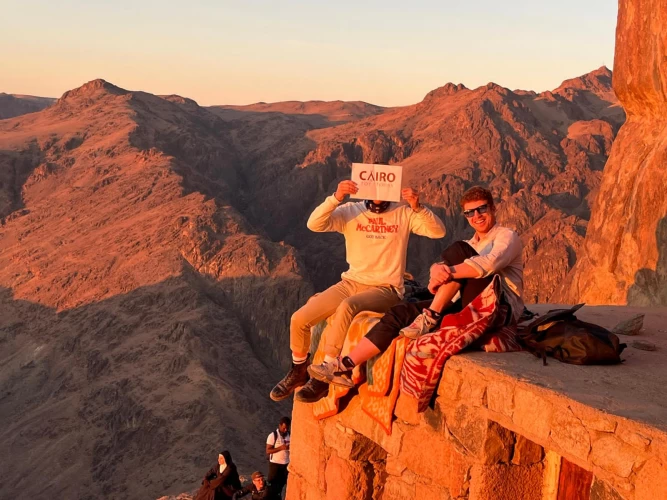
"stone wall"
286,353,667,499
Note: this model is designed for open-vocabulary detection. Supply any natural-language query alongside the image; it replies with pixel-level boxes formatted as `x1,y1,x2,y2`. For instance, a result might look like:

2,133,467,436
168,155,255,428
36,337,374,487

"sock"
426,308,442,319
323,354,336,364
341,356,356,370
292,353,308,365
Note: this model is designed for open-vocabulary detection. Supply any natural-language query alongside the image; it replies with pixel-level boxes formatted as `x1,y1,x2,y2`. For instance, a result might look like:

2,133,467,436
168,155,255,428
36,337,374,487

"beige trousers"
290,279,400,358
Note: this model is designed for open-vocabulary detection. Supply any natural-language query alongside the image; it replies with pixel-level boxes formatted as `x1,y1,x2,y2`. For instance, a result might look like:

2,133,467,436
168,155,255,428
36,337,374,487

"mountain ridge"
0,77,309,499
0,92,55,119
0,67,623,499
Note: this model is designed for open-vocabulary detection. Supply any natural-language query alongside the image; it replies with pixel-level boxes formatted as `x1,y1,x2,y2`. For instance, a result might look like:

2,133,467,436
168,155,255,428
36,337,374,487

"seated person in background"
233,471,270,500
270,179,446,403
195,450,242,500
308,186,524,388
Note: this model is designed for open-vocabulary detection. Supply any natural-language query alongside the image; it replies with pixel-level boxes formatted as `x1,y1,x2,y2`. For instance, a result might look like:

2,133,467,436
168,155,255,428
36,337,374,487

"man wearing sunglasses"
308,186,523,389
270,178,446,404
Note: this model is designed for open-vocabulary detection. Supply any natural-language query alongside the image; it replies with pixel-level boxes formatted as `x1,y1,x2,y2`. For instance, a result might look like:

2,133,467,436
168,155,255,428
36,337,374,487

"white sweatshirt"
307,195,446,292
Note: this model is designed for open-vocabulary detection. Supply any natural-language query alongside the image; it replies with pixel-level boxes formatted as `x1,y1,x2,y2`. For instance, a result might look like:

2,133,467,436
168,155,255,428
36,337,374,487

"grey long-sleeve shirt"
464,225,524,321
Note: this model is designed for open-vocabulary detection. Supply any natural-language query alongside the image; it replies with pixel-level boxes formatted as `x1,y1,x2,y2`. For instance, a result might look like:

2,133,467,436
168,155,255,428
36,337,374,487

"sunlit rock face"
556,0,667,305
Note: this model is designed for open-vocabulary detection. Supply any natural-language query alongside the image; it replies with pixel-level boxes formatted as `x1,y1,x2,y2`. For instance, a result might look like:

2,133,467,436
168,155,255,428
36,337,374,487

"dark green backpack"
518,304,626,365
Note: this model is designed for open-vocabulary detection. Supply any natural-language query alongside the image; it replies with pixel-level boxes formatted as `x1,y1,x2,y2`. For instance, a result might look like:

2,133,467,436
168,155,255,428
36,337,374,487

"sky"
0,0,618,107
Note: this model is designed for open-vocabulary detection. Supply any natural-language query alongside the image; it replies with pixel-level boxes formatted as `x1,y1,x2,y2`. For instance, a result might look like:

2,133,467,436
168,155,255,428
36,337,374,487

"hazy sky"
1,0,617,106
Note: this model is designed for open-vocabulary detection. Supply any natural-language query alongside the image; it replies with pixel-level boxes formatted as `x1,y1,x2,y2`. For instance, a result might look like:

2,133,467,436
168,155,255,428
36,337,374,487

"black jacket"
234,483,270,500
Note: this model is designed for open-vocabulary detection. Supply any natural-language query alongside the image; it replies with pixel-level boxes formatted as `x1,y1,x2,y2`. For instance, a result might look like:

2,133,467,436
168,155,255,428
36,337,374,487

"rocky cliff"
0,80,310,499
211,68,624,303
0,67,625,499
555,0,667,305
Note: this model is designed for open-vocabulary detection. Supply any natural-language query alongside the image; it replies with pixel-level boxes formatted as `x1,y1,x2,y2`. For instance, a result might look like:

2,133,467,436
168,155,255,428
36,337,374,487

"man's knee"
440,240,475,266
335,297,359,318
291,295,323,329
290,308,307,330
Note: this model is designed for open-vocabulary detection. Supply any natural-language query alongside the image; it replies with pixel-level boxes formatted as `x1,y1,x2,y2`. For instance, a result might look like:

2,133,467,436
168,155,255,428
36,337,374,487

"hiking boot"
400,310,438,339
294,379,330,403
270,356,310,402
308,358,355,389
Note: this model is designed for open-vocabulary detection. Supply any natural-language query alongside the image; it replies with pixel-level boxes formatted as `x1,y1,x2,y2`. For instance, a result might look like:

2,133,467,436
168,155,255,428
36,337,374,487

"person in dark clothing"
233,471,270,500
195,450,242,500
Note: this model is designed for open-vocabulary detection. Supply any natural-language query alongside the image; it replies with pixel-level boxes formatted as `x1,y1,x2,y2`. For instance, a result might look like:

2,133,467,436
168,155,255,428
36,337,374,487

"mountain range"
0,67,624,499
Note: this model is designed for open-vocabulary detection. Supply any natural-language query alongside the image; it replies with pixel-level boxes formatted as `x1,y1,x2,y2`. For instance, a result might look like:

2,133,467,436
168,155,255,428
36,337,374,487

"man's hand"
428,263,452,293
401,187,420,211
334,180,358,202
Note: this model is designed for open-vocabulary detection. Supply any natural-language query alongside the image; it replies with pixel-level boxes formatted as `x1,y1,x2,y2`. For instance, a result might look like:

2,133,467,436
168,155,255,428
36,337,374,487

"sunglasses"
463,204,489,218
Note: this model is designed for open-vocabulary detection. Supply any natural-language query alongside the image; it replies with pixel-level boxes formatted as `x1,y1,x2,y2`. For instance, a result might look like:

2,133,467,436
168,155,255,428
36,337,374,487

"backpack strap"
268,430,277,461
519,338,549,365
523,303,585,333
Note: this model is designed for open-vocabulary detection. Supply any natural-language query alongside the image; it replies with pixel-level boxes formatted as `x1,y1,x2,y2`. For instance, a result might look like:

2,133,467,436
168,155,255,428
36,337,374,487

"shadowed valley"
0,68,625,499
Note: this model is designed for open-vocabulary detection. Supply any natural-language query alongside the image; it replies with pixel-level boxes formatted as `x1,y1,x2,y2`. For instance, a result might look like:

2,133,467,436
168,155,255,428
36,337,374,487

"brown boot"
270,355,310,402
294,378,330,403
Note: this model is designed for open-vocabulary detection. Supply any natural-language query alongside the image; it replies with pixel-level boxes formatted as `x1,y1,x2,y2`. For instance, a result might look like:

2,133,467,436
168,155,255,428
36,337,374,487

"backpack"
266,430,277,461
518,304,626,365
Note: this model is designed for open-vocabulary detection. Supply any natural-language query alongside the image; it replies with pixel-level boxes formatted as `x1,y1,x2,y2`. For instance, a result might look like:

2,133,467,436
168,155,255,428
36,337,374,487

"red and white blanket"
311,276,520,433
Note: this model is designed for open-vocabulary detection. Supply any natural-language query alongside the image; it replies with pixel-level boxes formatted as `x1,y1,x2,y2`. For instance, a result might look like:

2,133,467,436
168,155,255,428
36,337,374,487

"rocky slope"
0,92,55,119
0,67,624,499
555,0,667,306
0,80,309,499
224,67,623,302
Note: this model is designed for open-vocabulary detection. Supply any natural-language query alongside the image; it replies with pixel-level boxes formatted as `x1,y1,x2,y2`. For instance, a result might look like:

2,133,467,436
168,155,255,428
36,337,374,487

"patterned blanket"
311,276,520,433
